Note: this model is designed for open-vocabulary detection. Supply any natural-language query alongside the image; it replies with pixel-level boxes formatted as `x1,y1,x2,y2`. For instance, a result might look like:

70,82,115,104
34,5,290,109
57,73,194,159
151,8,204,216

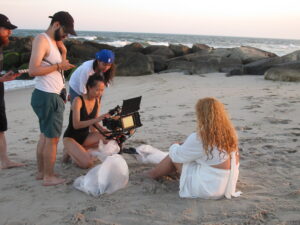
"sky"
2,0,300,39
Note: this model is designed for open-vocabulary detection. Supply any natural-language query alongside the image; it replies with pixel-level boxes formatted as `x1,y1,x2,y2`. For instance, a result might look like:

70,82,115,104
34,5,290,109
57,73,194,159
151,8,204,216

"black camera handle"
92,124,127,153
92,124,108,137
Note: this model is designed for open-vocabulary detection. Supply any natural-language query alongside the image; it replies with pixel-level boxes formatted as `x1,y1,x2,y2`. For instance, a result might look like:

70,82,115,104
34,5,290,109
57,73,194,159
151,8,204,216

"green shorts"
31,89,65,138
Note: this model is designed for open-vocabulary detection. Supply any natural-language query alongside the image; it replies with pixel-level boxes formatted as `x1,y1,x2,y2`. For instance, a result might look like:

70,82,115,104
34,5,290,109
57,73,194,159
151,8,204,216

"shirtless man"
0,14,25,169
29,11,76,186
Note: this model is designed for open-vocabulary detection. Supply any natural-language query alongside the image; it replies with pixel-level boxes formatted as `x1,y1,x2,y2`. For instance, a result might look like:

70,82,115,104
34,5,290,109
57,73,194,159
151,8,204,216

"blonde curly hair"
195,97,238,158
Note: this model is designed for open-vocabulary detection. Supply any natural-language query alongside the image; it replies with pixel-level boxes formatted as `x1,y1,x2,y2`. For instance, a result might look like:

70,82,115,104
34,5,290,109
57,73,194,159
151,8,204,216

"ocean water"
5,29,300,90
14,29,300,57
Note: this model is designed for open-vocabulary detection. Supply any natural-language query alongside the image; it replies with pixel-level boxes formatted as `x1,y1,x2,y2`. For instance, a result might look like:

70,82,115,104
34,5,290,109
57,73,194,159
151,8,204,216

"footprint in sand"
26,140,37,144
158,115,174,119
235,126,252,131
262,145,274,150
183,112,194,117
264,117,291,125
289,100,300,103
242,105,261,110
275,103,290,107
242,96,253,101
287,150,297,154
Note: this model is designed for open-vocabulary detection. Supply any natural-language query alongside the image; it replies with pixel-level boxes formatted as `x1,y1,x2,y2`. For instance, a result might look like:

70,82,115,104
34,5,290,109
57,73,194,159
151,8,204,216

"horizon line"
14,28,300,42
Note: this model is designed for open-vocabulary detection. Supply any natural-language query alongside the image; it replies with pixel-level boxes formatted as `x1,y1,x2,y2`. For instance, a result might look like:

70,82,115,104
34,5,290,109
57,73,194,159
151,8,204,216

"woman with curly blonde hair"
147,97,241,199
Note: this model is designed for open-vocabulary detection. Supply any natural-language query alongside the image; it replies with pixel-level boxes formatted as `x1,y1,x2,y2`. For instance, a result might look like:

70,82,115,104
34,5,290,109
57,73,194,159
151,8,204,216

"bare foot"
43,176,66,186
36,172,61,180
1,160,26,169
36,172,44,180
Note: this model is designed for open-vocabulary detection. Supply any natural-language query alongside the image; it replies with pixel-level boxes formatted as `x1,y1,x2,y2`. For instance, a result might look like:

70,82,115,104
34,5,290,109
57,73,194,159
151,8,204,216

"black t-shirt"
0,47,4,106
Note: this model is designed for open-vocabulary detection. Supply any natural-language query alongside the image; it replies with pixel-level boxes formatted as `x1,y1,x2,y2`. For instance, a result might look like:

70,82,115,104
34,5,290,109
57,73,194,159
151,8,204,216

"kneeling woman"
63,74,109,169
147,97,240,199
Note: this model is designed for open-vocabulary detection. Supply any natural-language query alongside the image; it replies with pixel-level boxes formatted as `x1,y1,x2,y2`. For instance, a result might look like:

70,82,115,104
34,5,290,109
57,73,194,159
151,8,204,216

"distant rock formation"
4,36,299,82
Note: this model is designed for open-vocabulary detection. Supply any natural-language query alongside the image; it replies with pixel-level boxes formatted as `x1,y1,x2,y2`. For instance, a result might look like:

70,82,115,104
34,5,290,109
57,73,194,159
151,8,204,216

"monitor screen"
121,115,134,129
121,96,142,116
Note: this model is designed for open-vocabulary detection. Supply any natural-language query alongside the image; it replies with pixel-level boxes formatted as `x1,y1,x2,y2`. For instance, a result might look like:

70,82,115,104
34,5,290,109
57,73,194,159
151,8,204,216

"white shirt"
34,33,63,94
68,60,95,95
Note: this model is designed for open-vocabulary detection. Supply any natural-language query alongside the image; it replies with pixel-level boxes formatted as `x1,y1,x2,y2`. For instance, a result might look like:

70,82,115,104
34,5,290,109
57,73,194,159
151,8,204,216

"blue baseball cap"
95,49,115,63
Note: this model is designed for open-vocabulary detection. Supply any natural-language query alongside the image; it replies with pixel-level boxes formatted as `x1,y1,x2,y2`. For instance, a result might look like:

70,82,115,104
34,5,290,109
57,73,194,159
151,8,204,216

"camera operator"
63,73,110,169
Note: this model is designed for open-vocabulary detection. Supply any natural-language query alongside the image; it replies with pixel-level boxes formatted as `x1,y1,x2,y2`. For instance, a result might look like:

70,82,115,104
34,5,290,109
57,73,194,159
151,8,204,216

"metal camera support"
94,96,143,153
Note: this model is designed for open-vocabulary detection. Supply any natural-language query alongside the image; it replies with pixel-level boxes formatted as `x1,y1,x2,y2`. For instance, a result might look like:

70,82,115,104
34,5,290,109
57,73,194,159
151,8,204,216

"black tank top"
63,96,98,145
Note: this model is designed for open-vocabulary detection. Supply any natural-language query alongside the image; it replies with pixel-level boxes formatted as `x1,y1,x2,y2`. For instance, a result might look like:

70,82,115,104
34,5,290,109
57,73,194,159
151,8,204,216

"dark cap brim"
3,23,17,30
64,26,77,36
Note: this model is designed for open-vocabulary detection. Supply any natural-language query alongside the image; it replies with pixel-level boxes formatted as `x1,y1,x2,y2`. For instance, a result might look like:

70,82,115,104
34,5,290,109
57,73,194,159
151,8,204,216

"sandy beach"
0,72,299,225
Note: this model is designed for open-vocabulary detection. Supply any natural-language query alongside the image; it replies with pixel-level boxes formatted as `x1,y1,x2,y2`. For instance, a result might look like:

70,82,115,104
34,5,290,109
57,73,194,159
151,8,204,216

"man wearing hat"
0,14,25,169
68,49,116,103
29,11,76,186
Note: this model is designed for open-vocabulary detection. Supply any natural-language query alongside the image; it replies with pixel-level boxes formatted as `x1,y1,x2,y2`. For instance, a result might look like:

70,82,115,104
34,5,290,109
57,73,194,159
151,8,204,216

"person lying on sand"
146,97,241,199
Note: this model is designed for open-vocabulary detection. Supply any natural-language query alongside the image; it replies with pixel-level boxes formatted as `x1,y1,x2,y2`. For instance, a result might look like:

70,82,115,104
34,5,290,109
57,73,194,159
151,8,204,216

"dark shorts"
0,83,7,132
0,106,7,132
31,89,65,138
69,86,80,104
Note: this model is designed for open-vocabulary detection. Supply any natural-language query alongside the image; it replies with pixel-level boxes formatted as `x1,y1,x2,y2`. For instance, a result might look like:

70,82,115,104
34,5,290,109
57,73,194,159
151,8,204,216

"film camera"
98,96,143,149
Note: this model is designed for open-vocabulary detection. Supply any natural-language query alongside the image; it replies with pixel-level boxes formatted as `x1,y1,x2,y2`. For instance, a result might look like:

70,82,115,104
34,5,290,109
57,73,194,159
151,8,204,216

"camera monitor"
121,96,142,116
121,115,135,129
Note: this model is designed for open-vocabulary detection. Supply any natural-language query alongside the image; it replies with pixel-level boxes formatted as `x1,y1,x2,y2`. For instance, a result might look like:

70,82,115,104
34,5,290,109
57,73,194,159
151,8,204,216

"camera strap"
42,58,65,84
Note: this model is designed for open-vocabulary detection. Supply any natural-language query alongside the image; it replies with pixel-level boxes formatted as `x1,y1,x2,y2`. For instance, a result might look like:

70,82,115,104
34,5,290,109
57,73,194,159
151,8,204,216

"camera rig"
94,96,142,152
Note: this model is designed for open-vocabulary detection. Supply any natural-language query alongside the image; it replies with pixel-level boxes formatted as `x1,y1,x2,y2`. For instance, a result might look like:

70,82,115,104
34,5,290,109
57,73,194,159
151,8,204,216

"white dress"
169,133,241,199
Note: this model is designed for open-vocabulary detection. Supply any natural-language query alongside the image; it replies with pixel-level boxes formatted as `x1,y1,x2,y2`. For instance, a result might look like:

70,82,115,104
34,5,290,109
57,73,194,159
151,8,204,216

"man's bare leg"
35,133,45,179
0,132,25,169
42,137,65,186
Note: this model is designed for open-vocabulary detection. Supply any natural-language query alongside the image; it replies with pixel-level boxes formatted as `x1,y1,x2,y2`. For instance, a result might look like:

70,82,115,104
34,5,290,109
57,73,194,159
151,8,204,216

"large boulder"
117,42,144,53
115,52,154,76
64,39,82,50
20,52,31,64
191,55,242,75
280,50,300,61
230,46,277,64
165,54,242,75
6,36,33,52
148,54,168,73
243,57,280,75
68,41,115,62
191,43,213,53
169,44,190,57
83,41,115,51
142,45,175,58
166,59,193,74
3,52,20,70
242,50,300,75
264,62,300,82
68,43,97,61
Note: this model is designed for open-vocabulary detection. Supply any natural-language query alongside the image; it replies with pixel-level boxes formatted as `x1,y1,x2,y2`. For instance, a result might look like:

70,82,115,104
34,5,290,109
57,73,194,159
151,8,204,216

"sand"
0,72,299,225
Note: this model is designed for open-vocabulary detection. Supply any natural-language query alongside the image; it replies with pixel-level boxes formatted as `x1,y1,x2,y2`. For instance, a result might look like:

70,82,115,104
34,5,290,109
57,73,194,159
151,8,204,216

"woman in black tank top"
63,74,109,169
